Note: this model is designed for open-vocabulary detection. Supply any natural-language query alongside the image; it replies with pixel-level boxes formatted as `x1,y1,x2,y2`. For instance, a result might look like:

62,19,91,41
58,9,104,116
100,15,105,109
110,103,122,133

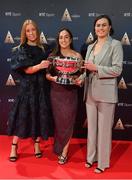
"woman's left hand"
74,79,83,87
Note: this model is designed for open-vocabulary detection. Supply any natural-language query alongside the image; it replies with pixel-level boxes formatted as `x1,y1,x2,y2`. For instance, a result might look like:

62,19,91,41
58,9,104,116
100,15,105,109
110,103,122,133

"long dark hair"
52,28,74,56
92,14,114,43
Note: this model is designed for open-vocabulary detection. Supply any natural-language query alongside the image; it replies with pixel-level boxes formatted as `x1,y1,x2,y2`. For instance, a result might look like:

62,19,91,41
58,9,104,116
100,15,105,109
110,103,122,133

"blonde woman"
8,19,52,161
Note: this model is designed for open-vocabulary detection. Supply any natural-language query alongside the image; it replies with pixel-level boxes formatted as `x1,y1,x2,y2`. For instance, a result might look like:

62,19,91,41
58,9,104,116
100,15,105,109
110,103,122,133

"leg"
9,136,19,162
58,140,70,165
97,103,115,170
34,137,42,158
62,140,70,157
86,100,98,165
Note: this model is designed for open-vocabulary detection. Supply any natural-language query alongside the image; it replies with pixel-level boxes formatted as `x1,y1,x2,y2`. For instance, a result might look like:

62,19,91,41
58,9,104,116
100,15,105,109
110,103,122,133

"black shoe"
94,167,104,173
58,154,68,165
85,162,92,168
9,143,18,162
34,141,42,158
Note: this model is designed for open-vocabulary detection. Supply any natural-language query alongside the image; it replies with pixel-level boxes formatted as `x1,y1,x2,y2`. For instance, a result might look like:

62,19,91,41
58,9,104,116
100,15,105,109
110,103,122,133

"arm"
97,41,123,78
84,41,123,78
46,56,57,82
74,53,86,86
24,60,49,74
11,46,50,74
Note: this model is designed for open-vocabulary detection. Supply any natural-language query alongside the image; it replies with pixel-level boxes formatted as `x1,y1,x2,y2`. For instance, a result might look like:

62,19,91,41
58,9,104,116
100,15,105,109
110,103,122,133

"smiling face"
25,23,37,44
59,30,72,49
95,18,111,39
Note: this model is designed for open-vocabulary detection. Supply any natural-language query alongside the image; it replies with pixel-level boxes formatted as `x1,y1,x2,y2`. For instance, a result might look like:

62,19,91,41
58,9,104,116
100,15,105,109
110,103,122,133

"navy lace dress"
8,43,52,140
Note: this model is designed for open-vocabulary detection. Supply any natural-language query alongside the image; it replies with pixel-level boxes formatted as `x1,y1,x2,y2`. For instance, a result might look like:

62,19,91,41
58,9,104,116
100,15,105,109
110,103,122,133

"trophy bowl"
48,56,83,85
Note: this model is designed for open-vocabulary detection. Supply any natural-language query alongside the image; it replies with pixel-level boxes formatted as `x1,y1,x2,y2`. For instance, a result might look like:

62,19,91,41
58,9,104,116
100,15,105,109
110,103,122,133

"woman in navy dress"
8,19,52,161
46,28,83,164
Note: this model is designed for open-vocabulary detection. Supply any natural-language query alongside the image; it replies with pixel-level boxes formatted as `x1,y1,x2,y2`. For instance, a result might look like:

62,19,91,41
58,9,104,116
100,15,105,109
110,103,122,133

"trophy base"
56,77,75,85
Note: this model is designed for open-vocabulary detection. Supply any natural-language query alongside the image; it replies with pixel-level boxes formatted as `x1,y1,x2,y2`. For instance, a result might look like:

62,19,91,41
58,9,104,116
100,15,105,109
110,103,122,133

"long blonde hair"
20,19,43,49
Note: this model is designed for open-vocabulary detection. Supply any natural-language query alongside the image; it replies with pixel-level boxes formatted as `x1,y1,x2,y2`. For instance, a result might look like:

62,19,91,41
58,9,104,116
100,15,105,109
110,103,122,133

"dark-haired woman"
46,28,83,164
83,15,123,173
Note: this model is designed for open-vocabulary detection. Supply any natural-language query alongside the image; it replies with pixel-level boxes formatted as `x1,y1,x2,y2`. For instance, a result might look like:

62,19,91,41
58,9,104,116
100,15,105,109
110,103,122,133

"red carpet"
0,135,132,179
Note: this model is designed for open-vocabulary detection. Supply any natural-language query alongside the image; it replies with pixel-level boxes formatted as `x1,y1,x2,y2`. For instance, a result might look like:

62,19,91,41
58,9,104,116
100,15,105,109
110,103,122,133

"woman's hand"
83,62,97,72
74,78,83,87
24,60,50,74
46,74,57,82
39,60,50,69
51,76,57,82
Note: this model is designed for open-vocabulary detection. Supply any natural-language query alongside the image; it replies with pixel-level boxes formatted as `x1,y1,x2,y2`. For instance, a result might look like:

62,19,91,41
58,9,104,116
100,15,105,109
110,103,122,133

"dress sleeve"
46,54,56,75
43,44,53,59
11,46,34,72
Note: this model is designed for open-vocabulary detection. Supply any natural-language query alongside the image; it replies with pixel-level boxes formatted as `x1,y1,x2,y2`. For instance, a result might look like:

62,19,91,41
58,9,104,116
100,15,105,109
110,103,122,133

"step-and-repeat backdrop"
0,0,132,140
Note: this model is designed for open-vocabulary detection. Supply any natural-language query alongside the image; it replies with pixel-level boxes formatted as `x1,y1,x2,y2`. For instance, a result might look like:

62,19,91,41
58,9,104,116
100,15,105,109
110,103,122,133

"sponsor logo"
61,8,72,21
39,12,55,17
114,119,125,130
5,11,21,17
125,124,132,128
7,58,11,62
71,14,80,18
123,61,132,65
118,103,132,107
73,37,78,41
8,98,15,102
118,77,127,89
4,31,14,44
127,82,132,87
6,74,16,86
86,32,94,44
88,12,102,17
47,37,56,41
14,36,20,41
123,12,132,17
121,32,131,45
40,32,48,44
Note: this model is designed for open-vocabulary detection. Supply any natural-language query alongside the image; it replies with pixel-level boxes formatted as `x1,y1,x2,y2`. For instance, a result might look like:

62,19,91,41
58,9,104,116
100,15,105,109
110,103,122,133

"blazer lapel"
85,42,96,62
97,36,113,65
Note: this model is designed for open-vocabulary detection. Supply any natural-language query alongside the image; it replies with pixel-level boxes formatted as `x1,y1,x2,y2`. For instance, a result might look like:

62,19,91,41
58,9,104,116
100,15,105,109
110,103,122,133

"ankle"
34,141,41,151
62,151,68,158
34,141,42,158
11,143,18,149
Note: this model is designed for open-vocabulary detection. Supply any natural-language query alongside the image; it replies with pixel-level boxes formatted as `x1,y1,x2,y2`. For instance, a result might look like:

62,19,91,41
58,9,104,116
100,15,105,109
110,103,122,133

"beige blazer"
84,36,123,103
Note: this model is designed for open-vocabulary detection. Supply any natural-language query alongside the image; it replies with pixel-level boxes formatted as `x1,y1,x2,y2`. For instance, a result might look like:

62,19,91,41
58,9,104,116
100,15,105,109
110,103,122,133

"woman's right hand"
39,60,50,69
82,62,97,72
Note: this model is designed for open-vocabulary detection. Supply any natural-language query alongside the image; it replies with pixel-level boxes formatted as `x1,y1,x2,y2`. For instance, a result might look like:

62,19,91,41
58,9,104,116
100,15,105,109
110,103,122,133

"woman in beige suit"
83,15,123,173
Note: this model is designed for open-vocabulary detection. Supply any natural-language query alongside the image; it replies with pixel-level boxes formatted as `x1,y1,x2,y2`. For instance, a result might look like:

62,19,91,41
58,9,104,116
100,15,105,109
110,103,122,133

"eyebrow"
96,23,108,26
59,34,70,37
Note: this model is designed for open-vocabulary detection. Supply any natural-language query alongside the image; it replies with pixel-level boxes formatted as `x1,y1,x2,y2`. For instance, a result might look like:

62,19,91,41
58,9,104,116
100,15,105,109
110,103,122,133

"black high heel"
9,143,18,162
85,161,93,168
58,152,68,165
94,167,104,173
85,160,97,168
34,141,42,158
